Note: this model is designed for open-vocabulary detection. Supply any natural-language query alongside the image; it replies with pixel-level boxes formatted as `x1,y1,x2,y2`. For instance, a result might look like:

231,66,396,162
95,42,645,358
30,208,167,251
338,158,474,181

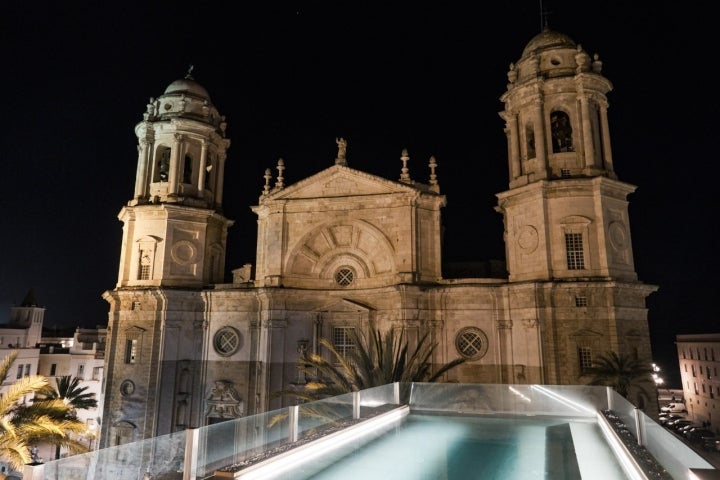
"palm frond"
0,351,19,384
276,325,466,405
585,351,655,407
0,352,93,467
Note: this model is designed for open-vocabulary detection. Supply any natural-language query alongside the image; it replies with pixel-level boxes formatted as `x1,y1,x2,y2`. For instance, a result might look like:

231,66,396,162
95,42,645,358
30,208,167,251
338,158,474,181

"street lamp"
652,363,664,387
651,363,664,407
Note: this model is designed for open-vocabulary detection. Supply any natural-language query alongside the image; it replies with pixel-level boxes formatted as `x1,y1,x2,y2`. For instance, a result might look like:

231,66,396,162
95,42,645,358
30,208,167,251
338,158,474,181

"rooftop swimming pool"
251,413,629,480
27,383,716,480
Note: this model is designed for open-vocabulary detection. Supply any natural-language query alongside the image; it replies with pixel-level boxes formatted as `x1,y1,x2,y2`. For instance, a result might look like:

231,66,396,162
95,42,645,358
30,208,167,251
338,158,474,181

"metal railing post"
353,390,361,419
183,427,199,480
633,407,645,446
289,405,299,443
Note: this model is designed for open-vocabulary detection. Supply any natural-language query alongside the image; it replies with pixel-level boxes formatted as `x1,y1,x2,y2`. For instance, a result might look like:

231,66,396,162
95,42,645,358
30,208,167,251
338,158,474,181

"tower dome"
521,28,576,58
139,65,225,134
509,27,593,83
163,75,210,100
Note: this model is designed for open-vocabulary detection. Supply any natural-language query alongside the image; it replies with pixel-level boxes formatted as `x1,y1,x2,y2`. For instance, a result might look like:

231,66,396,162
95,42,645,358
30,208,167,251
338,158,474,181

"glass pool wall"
25,383,715,480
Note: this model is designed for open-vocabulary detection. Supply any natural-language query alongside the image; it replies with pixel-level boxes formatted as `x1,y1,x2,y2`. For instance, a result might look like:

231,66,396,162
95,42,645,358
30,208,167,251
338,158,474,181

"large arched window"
205,154,213,189
525,123,536,159
156,148,171,181
550,111,573,153
183,154,193,184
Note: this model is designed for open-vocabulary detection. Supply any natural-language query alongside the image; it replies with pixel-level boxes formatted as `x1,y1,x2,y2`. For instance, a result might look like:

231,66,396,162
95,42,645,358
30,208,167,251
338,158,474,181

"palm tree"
584,351,655,409
44,375,98,412
277,327,466,404
0,351,88,471
41,375,98,459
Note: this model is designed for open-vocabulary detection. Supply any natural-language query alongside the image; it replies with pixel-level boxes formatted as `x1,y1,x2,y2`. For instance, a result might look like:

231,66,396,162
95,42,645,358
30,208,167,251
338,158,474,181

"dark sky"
1,1,714,387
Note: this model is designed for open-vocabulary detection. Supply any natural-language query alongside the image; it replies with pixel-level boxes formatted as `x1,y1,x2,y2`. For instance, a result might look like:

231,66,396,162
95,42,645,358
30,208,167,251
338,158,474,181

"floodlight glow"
531,385,596,415
508,385,532,402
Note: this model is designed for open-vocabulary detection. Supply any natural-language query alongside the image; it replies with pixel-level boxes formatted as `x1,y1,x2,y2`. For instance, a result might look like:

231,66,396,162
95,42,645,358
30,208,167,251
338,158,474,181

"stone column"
134,138,150,199
580,96,595,168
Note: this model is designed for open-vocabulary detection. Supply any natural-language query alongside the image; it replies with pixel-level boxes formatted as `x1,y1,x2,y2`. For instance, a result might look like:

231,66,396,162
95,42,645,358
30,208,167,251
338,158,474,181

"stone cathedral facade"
100,27,658,447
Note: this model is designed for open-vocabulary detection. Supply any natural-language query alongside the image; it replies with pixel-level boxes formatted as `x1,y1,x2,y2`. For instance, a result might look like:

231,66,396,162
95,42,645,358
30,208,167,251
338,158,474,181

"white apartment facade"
677,333,720,433
0,290,106,466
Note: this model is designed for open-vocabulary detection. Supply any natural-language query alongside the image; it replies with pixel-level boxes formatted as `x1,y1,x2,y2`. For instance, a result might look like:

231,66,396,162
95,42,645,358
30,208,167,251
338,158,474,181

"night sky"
2,1,715,387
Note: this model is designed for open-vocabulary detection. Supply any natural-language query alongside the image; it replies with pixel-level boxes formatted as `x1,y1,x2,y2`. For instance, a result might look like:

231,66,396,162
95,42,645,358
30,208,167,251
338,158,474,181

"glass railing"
22,383,715,480
35,428,187,480
409,382,607,416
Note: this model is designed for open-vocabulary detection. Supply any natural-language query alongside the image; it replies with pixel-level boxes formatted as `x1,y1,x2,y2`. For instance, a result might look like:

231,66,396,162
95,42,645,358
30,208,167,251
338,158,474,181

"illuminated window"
125,339,138,364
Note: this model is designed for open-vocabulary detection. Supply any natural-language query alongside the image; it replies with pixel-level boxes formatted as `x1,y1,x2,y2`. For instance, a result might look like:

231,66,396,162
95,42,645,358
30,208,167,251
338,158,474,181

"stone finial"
399,148,411,183
592,53,603,73
144,97,156,121
262,168,272,195
220,115,227,137
335,137,348,166
575,45,591,73
275,158,285,190
507,63,517,85
428,156,439,193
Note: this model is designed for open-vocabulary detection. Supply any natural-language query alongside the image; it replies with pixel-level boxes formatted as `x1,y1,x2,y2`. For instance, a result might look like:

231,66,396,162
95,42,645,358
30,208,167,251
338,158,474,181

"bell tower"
101,72,233,447
496,28,636,283
116,69,233,288
495,28,658,387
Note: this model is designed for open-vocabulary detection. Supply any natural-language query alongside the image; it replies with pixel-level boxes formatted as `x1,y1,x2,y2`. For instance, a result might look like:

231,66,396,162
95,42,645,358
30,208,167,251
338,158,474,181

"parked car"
659,414,684,425
679,424,701,435
703,438,720,452
660,402,688,413
668,419,693,431
685,428,716,441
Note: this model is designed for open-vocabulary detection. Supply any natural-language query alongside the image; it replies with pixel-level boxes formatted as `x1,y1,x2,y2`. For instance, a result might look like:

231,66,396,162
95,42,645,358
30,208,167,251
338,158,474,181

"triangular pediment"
624,328,647,337
571,328,603,337
316,298,373,313
265,165,421,200
124,325,147,336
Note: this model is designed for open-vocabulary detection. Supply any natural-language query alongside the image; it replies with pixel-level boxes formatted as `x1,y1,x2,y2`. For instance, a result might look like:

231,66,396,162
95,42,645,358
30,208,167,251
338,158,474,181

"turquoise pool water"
264,414,631,480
